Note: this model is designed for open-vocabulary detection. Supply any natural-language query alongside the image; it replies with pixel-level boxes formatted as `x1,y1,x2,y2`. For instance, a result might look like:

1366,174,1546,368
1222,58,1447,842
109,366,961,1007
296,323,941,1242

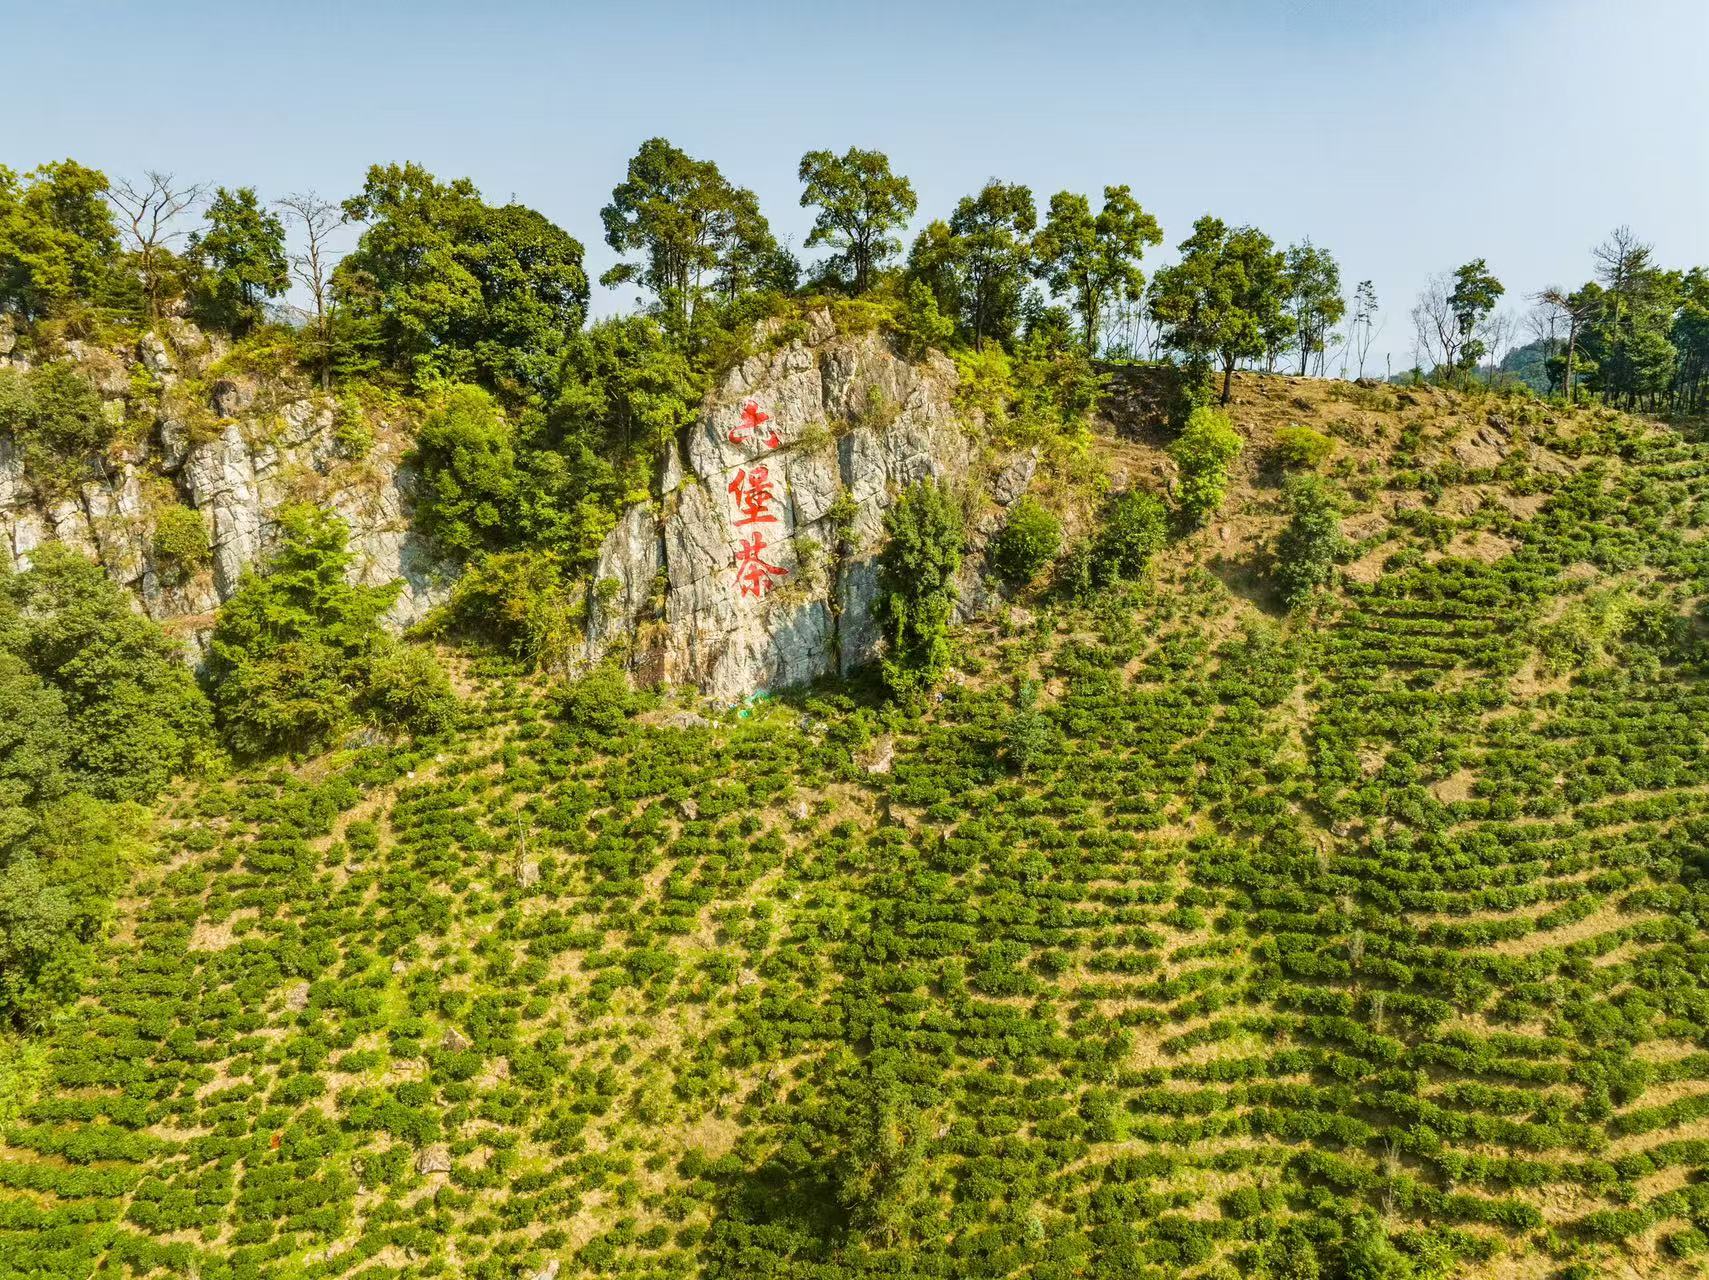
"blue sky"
6,0,1706,370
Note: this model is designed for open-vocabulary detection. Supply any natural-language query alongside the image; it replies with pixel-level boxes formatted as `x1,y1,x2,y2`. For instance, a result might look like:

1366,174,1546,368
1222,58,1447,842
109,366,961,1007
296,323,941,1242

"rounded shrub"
988,497,1062,586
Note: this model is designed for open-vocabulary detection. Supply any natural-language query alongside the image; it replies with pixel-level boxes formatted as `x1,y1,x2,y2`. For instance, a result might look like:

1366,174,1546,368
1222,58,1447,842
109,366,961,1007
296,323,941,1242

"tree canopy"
335,163,588,393
798,147,917,295
1032,185,1161,354
1149,216,1286,402
188,185,288,336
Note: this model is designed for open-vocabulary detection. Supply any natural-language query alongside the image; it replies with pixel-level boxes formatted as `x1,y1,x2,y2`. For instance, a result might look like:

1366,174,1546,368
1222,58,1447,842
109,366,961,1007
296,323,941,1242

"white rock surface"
582,315,1030,700
0,325,449,646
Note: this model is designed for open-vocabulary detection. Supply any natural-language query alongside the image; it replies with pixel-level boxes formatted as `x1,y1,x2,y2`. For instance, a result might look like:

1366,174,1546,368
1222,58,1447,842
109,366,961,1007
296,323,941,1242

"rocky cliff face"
0,320,446,646
584,310,1034,699
2,311,1031,696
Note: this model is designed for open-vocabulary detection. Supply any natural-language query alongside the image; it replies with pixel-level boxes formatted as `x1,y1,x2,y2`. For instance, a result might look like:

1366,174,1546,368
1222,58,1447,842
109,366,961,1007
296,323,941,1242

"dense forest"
1,142,1708,1280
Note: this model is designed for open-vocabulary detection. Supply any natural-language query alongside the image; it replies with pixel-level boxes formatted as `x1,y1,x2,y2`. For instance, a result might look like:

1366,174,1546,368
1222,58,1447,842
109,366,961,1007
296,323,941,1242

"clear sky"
6,0,1707,371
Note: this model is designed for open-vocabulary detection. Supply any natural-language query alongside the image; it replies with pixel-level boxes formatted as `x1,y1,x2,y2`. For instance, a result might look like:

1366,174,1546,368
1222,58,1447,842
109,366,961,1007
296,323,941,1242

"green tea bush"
987,497,1061,586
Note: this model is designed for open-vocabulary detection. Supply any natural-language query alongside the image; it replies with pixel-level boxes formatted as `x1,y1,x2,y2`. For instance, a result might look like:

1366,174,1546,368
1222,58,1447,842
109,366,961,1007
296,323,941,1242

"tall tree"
1533,284,1595,404
951,182,1036,350
1413,260,1503,383
1671,268,1709,414
1148,215,1286,403
335,163,587,391
600,138,781,334
107,171,206,323
188,186,288,336
1032,185,1162,354
797,147,917,295
1348,280,1379,379
276,191,344,390
877,479,964,701
1282,240,1345,376
908,182,1036,350
1448,258,1505,376
1582,227,1677,409
0,160,120,321
204,505,400,757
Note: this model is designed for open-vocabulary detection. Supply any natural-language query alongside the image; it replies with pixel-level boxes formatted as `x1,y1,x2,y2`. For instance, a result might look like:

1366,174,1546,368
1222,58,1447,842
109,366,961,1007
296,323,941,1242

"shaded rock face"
0,326,447,647
585,313,1030,700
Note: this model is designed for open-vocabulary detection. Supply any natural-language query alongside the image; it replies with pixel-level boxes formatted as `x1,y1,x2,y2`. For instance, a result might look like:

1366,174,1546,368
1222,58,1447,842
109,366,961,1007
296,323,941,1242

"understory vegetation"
0,381,1704,1280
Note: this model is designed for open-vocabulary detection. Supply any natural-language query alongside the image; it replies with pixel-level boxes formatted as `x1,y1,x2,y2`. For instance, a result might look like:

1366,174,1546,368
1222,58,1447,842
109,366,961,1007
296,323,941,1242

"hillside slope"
4,377,1707,1280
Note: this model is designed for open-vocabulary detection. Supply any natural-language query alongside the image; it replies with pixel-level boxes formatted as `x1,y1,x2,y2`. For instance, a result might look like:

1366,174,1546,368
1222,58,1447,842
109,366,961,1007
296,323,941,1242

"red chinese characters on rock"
728,398,781,450
727,465,778,528
734,532,786,599
725,399,789,599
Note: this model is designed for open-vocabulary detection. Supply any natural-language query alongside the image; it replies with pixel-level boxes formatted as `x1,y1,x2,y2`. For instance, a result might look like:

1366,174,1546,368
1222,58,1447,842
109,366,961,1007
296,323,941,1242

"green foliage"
1004,679,1055,775
953,324,1102,445
335,162,588,392
892,279,953,360
0,548,200,1030
412,384,519,560
0,160,120,322
878,479,963,700
797,148,916,295
432,547,583,671
907,181,1036,350
363,643,459,737
205,506,404,756
187,186,288,337
1090,488,1168,585
2,545,211,800
1272,423,1336,471
1150,216,1287,402
601,138,793,337
0,362,113,487
1032,184,1161,353
1283,239,1346,375
150,502,210,581
1169,406,1243,525
556,664,640,740
988,496,1062,586
0,856,75,1027
1273,473,1348,609
1449,257,1504,373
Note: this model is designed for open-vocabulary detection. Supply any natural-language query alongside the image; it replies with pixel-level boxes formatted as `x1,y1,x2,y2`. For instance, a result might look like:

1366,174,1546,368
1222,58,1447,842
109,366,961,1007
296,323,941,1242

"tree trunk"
1221,356,1235,404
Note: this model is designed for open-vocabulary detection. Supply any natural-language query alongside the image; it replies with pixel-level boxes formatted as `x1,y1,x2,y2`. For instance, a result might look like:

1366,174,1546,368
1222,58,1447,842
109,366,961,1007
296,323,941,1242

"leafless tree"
108,171,206,323
276,191,346,390
1482,309,1515,386
1411,273,1463,379
1525,300,1562,356
1533,286,1598,404
1343,280,1381,380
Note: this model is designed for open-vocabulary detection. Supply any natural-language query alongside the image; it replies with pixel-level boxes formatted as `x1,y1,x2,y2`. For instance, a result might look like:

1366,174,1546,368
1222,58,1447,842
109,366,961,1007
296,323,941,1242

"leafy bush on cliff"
878,479,963,701
988,496,1062,586
1169,406,1243,526
206,505,452,755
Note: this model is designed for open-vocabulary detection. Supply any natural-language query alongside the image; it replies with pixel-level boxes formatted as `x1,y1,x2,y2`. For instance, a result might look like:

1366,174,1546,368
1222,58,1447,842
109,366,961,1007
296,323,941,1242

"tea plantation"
4,388,1708,1280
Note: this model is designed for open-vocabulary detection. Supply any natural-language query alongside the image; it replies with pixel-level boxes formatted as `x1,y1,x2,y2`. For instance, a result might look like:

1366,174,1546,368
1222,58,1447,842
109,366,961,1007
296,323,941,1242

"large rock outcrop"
0,322,446,643
584,310,1030,699
2,311,1031,698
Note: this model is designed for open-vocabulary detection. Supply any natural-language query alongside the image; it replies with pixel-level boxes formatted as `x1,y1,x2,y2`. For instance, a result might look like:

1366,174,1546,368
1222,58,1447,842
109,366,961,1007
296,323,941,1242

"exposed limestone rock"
584,311,1033,699
0,323,449,647
4,312,1031,699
